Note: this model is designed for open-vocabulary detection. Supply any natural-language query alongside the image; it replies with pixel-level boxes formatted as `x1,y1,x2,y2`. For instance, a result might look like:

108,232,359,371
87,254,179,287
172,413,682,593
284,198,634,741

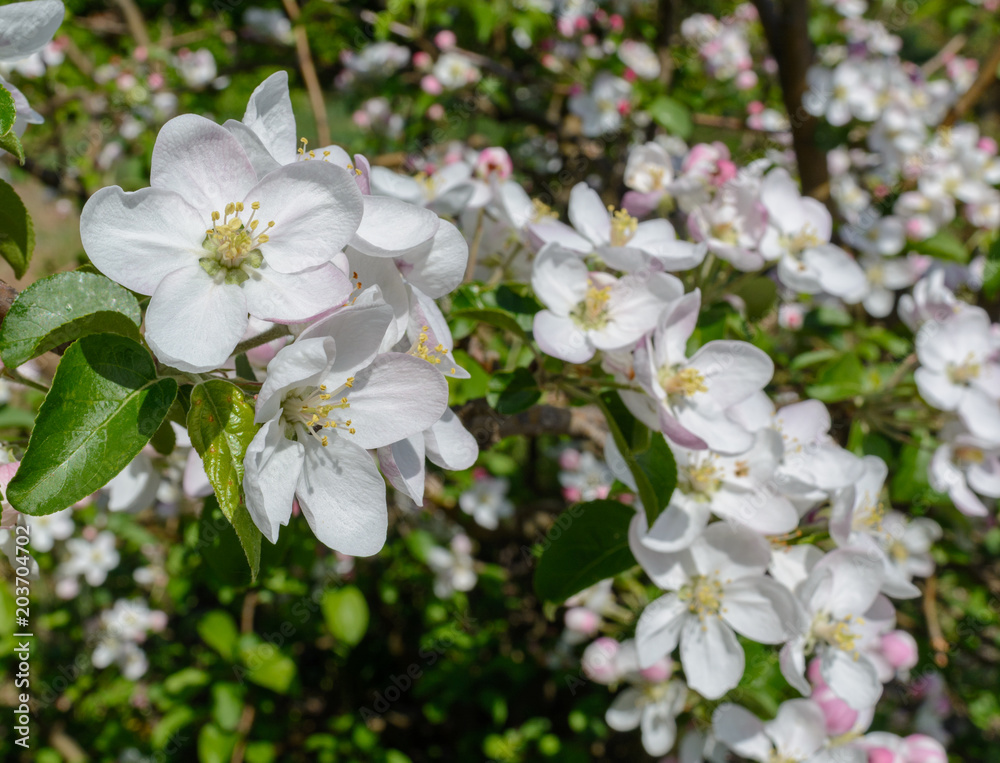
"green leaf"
211,683,245,731
534,500,637,603
234,353,257,382
6,334,177,515
0,406,35,430
495,283,543,315
732,277,778,322
187,380,262,580
237,634,296,693
198,723,238,763
0,84,15,135
648,96,693,138
910,230,968,263
805,352,866,402
0,271,141,368
451,307,529,341
983,235,1000,300
598,392,675,526
321,585,370,646
149,417,176,455
0,178,33,278
487,367,541,414
0,129,24,164
198,610,240,662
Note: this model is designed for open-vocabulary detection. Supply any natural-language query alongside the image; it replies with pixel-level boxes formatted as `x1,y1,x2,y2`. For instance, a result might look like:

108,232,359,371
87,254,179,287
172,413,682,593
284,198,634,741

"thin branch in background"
922,34,967,76
942,38,1000,127
111,0,151,49
752,0,831,203
282,0,330,146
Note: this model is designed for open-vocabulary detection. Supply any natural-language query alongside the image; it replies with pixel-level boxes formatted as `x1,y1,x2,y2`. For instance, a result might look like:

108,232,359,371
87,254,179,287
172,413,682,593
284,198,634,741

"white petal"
351,195,440,257
336,353,449,450
241,70,297,164
80,186,203,294
635,593,687,666
691,522,771,580
251,160,364,273
243,417,304,542
397,219,468,298
241,262,353,324
424,409,478,470
296,436,387,556
150,114,257,213
145,266,249,373
531,244,589,316
568,183,611,245
0,0,64,62
820,648,882,710
605,687,643,732
680,616,744,699
766,699,827,760
712,704,771,763
722,578,804,643
533,310,594,363
377,435,426,504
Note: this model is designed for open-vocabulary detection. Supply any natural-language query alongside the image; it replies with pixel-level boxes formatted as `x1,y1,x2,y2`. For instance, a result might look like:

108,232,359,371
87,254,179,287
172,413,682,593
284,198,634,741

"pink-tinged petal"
635,593,687,667
397,219,468,298
0,461,20,492
680,616,744,699
568,183,611,246
0,0,64,62
654,290,702,367
351,195,440,257
336,352,448,450
241,70,297,165
659,405,709,450
151,114,257,212
243,417,304,542
378,435,426,504
533,310,594,363
722,578,805,644
622,190,665,219
296,436,387,555
531,244,589,316
241,262,353,324
252,160,364,273
145,266,249,373
425,409,478,470
80,186,204,295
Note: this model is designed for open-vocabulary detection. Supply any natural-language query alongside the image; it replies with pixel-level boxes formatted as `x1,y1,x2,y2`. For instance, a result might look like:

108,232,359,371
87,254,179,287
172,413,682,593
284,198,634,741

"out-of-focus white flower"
459,474,514,529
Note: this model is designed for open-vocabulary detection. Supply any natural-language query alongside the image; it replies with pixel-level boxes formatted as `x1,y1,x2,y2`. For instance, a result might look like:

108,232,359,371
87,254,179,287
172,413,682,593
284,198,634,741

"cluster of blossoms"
90,599,167,680
77,71,479,556
352,107,995,753
679,6,763,90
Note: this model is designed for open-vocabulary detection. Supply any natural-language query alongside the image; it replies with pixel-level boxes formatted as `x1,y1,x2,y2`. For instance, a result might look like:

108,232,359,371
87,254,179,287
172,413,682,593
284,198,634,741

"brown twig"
240,590,259,634
921,34,966,76
282,0,330,146
111,0,151,49
752,0,830,201
229,705,257,763
942,38,1000,127
923,576,950,667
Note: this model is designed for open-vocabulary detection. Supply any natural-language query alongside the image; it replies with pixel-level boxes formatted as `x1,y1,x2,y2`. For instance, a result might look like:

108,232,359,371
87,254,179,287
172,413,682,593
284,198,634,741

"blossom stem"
232,324,292,357
2,367,49,393
464,208,487,282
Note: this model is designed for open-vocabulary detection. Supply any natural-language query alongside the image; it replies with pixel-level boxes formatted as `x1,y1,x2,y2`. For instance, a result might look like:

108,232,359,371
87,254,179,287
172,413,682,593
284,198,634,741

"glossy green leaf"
0,271,141,368
910,230,968,263
534,500,636,603
321,585,370,646
0,83,15,135
187,380,262,580
198,724,238,763
0,129,25,164
6,334,177,515
237,634,296,693
648,95,693,138
451,307,529,341
198,610,240,662
0,178,33,278
487,367,541,414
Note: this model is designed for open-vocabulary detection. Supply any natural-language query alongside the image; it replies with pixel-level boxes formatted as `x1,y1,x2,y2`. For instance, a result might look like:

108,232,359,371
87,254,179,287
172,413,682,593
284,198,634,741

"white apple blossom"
633,522,803,699
914,306,1000,442
630,290,774,453
928,424,1000,516
606,678,686,756
23,507,73,552
713,699,855,763
530,243,682,363
0,0,63,139
81,114,362,372
459,475,514,530
243,297,448,555
60,531,120,586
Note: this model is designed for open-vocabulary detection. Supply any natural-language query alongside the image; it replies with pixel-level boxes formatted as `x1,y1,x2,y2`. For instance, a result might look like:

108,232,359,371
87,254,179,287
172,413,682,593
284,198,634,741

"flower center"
201,201,273,285
608,207,638,247
853,493,885,532
281,378,356,447
711,220,739,245
779,224,821,256
571,283,612,331
947,356,980,385
531,198,558,222
681,459,721,499
658,366,708,398
679,575,724,619
811,613,863,655
954,445,984,464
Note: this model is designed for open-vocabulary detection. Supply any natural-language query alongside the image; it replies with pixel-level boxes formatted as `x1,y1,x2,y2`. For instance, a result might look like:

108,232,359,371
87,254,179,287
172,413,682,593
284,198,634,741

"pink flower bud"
559,449,582,470
421,74,443,95
881,630,918,671
868,749,896,763
427,103,445,120
638,659,672,683
434,30,457,50
565,607,600,635
475,147,513,180
735,70,758,90
413,51,432,70
813,684,858,735
902,734,947,763
581,638,620,683
609,14,624,31
978,136,998,155
562,487,583,502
